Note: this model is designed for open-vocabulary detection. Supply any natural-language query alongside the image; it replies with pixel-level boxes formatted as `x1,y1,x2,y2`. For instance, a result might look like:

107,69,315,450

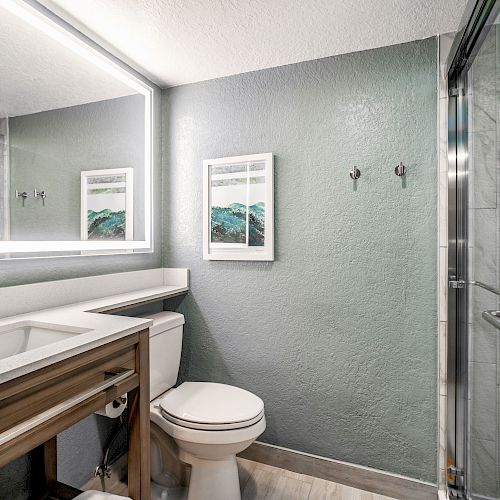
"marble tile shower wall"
438,32,453,494
0,117,7,239
497,26,500,497
467,25,499,499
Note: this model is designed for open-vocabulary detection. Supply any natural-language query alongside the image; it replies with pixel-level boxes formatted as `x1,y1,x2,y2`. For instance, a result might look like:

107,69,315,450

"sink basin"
0,321,91,360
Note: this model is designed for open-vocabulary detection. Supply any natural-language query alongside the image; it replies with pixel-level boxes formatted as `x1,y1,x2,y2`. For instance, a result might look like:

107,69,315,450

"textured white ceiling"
38,0,466,88
0,5,136,117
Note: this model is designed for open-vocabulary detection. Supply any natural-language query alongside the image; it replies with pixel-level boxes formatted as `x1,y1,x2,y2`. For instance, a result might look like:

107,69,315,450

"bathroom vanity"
0,329,150,499
0,268,189,500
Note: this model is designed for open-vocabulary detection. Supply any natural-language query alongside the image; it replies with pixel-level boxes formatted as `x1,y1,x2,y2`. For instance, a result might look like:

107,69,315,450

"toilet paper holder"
96,393,128,418
112,396,127,409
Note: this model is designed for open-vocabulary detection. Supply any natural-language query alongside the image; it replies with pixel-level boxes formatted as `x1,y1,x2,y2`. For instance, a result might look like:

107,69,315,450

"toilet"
143,311,266,500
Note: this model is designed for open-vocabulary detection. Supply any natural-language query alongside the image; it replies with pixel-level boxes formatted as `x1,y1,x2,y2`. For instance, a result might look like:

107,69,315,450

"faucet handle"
34,189,47,206
15,190,28,206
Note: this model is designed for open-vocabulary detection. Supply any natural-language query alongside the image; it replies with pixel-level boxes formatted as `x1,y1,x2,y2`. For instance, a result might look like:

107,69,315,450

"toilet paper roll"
95,394,127,418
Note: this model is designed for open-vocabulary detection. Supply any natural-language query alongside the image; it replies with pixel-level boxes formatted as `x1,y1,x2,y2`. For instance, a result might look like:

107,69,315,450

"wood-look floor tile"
308,477,397,500
242,463,311,500
311,477,365,499
238,458,257,491
253,461,315,484
88,457,399,500
272,472,312,500
282,468,315,484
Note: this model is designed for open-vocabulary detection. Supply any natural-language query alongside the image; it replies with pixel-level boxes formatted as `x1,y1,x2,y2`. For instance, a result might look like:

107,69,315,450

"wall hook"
394,162,406,176
349,166,361,180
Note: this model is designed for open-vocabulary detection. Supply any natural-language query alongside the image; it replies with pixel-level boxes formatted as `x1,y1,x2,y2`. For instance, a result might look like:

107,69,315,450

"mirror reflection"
0,3,148,249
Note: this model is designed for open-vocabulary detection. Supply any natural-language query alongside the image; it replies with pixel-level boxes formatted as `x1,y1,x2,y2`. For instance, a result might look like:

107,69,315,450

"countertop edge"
0,284,189,384
0,321,152,385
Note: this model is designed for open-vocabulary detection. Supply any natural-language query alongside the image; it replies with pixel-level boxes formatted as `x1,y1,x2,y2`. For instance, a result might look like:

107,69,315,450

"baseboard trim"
238,442,437,500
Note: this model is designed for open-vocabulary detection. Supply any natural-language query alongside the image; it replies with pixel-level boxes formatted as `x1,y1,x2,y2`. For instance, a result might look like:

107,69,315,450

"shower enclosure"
448,0,500,498
0,117,9,240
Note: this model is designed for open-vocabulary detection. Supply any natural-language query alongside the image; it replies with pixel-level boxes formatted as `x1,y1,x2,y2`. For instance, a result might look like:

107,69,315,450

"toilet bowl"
141,311,266,500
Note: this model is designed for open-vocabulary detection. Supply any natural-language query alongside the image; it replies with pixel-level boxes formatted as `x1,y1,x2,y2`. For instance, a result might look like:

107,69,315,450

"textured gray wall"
164,38,438,482
9,94,146,241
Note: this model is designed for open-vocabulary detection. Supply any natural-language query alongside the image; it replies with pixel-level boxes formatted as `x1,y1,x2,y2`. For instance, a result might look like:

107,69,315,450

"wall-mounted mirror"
0,0,153,258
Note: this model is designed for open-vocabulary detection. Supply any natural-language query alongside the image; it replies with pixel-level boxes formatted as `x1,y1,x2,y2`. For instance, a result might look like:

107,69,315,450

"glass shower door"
447,1,500,498
466,18,500,499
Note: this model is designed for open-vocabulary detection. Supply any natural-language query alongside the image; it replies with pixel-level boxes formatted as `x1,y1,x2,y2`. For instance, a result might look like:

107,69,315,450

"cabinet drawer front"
0,335,139,434
0,369,135,447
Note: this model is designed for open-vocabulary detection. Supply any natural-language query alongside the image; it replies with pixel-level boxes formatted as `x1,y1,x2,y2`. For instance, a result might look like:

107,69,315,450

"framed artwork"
203,153,274,261
81,168,134,241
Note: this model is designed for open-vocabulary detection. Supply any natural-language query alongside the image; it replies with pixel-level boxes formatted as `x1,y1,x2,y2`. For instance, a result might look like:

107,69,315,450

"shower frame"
446,0,500,497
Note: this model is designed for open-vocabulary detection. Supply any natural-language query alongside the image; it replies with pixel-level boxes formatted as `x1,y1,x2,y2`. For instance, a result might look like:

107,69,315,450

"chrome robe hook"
394,162,406,176
349,166,361,180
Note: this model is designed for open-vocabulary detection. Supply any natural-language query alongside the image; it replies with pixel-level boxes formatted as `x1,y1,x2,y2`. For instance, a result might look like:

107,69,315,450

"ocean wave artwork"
211,202,265,246
204,154,272,261
87,209,125,240
82,168,133,242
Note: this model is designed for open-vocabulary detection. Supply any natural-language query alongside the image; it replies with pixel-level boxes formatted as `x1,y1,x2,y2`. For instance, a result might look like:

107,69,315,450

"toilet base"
150,396,266,500
151,482,187,500
180,451,240,500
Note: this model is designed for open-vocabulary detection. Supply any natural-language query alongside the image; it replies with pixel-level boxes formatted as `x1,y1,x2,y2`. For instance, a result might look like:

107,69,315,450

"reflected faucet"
15,190,28,206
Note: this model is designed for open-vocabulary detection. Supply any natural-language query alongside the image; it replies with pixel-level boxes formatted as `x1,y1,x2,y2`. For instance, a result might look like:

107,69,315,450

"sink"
0,321,91,360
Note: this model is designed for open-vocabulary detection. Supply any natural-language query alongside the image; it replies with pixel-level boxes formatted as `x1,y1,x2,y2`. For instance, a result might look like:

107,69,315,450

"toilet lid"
159,382,264,430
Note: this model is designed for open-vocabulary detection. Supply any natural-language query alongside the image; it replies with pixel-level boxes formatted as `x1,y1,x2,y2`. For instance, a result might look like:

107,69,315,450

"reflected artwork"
81,168,133,241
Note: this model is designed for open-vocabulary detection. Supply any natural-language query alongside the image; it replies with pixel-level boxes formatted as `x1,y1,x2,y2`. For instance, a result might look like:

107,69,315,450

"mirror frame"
0,0,154,256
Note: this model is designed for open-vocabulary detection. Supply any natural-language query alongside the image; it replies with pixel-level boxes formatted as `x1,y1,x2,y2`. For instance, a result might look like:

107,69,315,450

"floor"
85,457,398,500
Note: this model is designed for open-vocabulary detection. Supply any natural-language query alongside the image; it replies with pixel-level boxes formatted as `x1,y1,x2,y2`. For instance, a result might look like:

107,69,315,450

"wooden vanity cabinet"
0,330,150,500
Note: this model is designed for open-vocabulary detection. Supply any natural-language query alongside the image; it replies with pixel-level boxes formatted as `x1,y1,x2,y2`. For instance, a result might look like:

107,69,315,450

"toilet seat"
151,400,266,446
159,382,264,431
162,408,265,430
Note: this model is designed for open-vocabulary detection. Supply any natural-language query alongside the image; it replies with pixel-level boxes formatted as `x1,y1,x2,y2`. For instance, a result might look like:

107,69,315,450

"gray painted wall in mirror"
8,94,145,241
0,87,161,289
163,38,438,482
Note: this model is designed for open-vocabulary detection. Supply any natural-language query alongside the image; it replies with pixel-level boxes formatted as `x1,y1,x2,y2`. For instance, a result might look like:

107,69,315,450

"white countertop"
0,282,188,384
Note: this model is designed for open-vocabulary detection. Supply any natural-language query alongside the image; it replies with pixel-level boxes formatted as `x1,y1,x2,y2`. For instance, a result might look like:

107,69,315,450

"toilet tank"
139,311,185,400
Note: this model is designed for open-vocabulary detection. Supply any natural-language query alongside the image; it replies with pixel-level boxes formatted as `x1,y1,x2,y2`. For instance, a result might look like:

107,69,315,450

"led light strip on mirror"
0,0,154,256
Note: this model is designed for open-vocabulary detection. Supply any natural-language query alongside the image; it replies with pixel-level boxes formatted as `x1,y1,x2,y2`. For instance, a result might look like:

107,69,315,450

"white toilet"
143,311,266,500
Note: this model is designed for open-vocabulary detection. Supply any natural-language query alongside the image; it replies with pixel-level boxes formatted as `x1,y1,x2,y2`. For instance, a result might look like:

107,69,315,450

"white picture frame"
81,168,134,242
203,153,274,261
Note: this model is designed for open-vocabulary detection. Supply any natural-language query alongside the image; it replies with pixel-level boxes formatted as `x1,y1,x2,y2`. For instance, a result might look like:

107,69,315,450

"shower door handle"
469,280,499,296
